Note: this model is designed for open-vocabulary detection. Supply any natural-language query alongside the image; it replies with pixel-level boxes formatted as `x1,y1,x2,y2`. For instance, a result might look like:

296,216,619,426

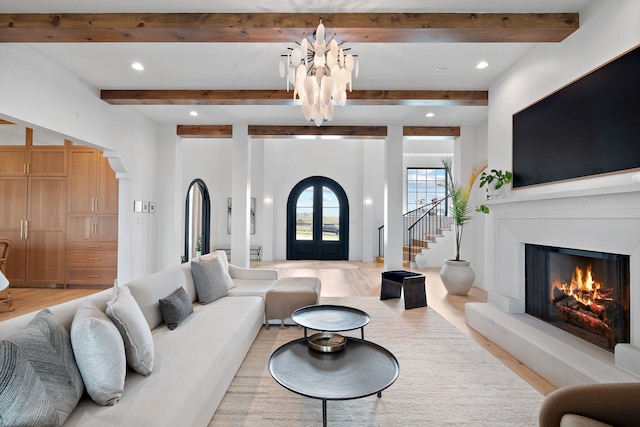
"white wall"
0,44,162,283
483,0,640,289
488,0,640,196
178,136,389,262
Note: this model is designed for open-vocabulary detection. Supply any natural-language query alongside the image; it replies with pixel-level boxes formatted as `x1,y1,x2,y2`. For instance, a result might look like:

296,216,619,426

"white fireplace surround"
466,183,640,388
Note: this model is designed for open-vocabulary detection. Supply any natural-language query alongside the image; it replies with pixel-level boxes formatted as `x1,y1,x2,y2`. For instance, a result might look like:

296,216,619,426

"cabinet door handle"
87,274,101,278
24,220,29,239
20,220,24,239
94,198,98,212
88,245,102,248
88,257,101,261
23,163,27,175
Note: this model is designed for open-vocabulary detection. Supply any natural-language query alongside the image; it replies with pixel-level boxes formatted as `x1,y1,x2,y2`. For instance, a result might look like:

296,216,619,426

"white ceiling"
1,1,596,128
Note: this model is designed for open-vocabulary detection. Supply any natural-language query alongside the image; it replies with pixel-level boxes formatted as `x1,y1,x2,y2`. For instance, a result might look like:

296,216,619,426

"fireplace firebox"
525,244,630,352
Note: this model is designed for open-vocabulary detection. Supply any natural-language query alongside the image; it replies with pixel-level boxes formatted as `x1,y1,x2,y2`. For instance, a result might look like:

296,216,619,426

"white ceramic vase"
439,259,476,295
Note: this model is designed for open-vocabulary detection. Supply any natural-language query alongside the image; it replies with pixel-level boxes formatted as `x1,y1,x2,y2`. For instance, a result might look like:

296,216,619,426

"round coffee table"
268,337,399,427
291,304,371,339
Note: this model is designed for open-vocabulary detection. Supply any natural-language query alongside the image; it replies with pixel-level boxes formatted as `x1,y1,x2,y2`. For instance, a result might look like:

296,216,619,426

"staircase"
404,215,453,267
378,197,454,267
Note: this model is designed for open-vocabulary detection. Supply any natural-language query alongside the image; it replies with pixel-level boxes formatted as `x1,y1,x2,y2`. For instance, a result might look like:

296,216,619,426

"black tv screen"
512,44,640,188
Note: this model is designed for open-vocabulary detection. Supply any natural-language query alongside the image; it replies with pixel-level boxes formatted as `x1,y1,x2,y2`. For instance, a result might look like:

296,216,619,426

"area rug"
274,261,360,269
209,297,543,426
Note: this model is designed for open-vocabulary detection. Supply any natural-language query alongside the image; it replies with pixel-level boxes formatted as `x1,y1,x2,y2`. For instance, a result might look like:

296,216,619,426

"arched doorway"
184,179,211,261
287,176,349,260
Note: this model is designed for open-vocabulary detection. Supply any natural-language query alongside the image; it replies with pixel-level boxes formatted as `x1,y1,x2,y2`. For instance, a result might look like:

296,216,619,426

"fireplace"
525,244,630,352
465,187,640,386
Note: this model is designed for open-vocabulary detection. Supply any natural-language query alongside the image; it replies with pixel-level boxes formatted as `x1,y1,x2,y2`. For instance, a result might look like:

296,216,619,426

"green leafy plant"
479,169,513,193
442,157,488,261
476,169,513,214
195,236,201,252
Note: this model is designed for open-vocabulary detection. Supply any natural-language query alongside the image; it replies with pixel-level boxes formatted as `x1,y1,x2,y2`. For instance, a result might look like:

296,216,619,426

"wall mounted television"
512,44,640,188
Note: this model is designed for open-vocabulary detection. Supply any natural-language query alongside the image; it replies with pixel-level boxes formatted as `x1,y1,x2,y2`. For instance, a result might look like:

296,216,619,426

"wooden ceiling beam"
403,126,460,137
176,125,460,139
101,89,488,107
249,125,387,138
177,125,232,138
0,13,578,43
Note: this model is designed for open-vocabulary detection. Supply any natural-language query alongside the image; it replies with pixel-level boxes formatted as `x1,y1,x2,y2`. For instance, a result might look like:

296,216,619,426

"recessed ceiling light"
476,61,489,70
131,62,144,71
425,112,435,118
189,111,198,117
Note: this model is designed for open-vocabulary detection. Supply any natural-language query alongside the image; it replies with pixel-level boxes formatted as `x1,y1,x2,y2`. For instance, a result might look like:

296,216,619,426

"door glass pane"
322,186,340,241
296,186,313,240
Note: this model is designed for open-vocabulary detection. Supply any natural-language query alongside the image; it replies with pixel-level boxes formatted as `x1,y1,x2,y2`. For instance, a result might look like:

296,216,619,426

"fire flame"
552,265,612,311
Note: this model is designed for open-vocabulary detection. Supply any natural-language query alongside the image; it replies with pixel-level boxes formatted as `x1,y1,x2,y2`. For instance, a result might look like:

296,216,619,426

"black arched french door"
287,176,349,260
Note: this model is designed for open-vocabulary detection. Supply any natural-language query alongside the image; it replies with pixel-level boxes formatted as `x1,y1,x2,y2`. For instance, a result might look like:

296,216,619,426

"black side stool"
380,270,427,310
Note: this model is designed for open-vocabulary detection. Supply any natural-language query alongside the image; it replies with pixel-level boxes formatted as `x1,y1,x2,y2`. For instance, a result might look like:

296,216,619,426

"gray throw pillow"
71,299,126,406
159,287,194,330
106,284,155,376
0,309,84,426
191,255,231,304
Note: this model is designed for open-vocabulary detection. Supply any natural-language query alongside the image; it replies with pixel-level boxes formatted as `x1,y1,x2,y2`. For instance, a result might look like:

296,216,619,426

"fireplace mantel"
466,183,640,387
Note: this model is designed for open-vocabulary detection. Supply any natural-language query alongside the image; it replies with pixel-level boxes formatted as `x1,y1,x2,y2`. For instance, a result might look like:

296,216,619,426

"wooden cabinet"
66,148,118,287
0,145,67,287
0,145,66,177
65,242,117,287
68,149,118,214
0,141,118,289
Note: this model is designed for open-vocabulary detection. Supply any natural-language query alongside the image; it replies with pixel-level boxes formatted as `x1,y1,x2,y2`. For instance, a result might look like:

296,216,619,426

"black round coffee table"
291,304,371,339
268,337,399,427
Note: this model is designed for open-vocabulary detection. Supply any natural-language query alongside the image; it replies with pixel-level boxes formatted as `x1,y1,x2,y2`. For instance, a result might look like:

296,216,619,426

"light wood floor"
0,260,555,396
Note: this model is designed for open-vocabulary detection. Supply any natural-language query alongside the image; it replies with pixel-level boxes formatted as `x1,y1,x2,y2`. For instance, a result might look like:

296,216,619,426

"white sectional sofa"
0,251,318,426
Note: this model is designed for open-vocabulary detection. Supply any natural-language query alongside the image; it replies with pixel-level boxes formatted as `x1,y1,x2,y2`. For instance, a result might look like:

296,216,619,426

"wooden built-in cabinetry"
66,148,118,287
0,133,118,288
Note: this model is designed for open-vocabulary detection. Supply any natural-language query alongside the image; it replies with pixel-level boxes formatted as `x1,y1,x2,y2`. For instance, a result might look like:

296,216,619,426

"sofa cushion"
200,250,235,290
62,295,265,427
125,265,197,331
191,255,232,304
106,284,154,376
71,299,126,406
0,309,83,426
159,287,194,330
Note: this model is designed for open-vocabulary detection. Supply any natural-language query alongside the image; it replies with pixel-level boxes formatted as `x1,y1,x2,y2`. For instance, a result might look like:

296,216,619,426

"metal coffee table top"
268,337,399,425
291,304,370,338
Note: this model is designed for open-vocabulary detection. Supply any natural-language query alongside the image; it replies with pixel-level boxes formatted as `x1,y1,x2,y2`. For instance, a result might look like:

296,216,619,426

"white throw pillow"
71,299,126,406
191,255,232,304
106,284,154,376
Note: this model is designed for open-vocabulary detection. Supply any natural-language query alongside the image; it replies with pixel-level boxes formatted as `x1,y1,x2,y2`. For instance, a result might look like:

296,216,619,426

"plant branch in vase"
440,157,487,295
195,236,202,256
476,169,513,214
442,157,488,262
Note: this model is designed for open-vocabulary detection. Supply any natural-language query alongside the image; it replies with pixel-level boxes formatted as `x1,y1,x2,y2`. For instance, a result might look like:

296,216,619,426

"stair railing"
377,195,450,263
406,197,449,264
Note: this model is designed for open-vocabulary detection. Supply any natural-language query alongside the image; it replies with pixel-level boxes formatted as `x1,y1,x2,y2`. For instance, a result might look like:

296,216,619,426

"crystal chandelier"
279,19,359,126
